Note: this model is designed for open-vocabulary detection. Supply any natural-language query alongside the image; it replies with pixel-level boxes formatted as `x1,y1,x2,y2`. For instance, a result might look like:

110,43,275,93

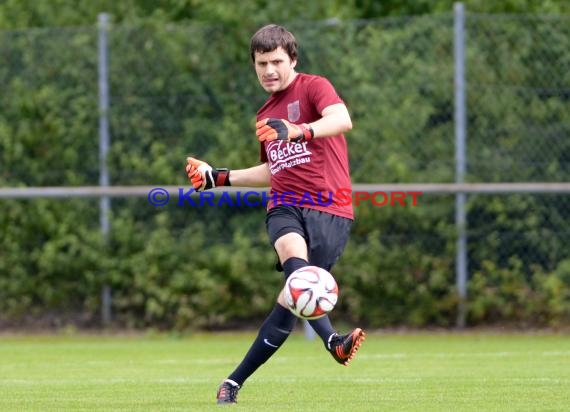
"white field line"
0,377,213,385
4,350,569,369
357,351,570,359
1,376,569,386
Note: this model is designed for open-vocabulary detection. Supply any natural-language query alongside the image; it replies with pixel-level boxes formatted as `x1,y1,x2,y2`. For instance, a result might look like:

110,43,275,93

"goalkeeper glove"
185,157,230,192
255,118,314,143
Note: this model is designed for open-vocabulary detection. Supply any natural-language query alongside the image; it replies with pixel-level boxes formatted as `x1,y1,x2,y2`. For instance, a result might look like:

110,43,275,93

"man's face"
253,46,297,93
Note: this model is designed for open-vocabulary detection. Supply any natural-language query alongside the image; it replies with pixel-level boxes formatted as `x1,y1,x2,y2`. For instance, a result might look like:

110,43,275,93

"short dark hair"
250,24,298,63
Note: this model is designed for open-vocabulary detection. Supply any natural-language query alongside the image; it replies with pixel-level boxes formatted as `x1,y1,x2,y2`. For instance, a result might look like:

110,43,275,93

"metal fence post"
454,3,468,328
303,319,316,340
98,13,112,325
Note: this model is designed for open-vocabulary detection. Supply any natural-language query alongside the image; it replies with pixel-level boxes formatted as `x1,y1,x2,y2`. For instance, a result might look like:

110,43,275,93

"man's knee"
274,232,308,262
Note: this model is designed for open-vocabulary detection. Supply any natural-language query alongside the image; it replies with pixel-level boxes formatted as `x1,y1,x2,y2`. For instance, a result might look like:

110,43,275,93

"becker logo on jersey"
267,140,312,175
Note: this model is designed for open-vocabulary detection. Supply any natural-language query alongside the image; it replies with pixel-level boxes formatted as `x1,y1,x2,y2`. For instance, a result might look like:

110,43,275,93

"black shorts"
265,205,353,272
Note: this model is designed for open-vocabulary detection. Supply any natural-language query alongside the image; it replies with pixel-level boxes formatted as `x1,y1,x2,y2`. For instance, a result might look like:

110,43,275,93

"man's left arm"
308,103,352,138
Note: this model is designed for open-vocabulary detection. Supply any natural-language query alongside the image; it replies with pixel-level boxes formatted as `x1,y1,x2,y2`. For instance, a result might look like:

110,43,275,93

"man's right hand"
255,118,314,143
185,157,230,191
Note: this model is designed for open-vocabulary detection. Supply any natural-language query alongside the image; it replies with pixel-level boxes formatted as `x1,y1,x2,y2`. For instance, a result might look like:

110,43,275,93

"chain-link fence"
1,8,569,328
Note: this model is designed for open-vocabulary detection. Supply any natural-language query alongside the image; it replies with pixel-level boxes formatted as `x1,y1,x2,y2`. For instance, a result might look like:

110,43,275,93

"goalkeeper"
186,24,365,405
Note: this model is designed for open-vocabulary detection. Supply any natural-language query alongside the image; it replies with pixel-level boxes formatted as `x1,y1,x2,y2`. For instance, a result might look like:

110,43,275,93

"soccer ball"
284,266,339,319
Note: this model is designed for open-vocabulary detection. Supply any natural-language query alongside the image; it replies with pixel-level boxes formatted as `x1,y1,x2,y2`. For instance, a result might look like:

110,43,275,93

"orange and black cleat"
216,379,240,405
327,328,366,366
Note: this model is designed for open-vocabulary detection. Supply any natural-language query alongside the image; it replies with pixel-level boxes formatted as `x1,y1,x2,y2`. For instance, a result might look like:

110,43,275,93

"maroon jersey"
258,73,353,220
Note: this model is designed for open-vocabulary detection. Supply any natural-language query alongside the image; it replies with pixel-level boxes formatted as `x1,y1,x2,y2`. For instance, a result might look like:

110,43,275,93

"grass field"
0,330,569,411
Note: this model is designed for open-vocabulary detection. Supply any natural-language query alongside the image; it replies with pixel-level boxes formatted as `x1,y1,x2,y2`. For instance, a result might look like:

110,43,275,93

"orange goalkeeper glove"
255,118,314,143
185,157,230,192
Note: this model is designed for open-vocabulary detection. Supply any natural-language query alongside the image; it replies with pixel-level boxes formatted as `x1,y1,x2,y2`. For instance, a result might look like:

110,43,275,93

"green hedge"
1,13,569,329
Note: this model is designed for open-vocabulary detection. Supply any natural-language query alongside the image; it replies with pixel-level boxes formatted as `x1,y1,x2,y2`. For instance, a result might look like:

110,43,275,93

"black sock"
228,303,297,386
282,257,337,346
308,316,336,346
282,257,309,279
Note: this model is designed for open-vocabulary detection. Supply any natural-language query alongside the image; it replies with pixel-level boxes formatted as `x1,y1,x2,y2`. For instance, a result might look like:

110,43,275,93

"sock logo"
263,338,279,348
